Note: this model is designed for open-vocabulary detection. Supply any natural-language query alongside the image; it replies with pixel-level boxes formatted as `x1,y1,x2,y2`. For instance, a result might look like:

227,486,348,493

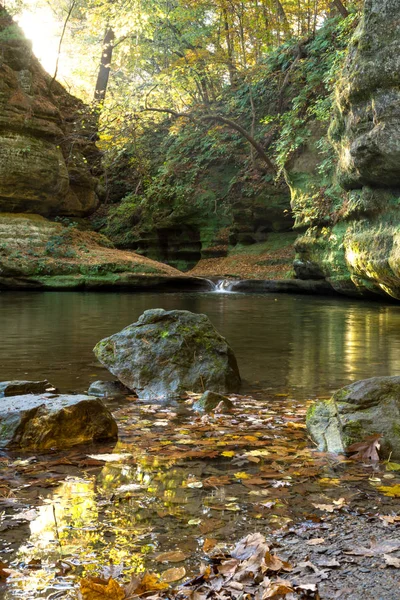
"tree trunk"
94,27,115,105
222,7,238,87
332,0,349,17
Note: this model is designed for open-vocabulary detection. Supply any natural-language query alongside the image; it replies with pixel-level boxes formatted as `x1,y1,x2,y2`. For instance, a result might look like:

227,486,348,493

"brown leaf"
156,551,188,563
199,518,224,535
312,497,345,512
264,552,292,572
345,538,400,557
203,538,217,553
79,577,126,600
0,562,10,580
231,532,269,560
379,515,400,525
217,558,239,576
263,578,294,598
161,566,186,582
306,538,325,546
346,434,382,461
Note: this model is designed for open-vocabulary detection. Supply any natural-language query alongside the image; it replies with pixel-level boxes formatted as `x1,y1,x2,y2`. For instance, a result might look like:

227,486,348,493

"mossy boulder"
193,390,233,414
307,376,400,459
0,393,118,450
94,309,241,400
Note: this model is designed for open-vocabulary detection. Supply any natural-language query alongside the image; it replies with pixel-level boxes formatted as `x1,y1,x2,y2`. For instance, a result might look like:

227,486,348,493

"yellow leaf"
378,484,400,497
386,462,400,472
234,471,251,480
221,450,235,457
79,577,125,600
135,572,170,593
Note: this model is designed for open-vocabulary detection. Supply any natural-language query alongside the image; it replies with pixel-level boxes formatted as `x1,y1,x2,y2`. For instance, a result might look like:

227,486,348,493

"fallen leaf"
232,532,269,560
306,538,325,546
384,554,400,568
79,577,125,600
346,434,381,462
161,566,186,582
156,551,188,563
312,497,345,512
129,572,170,594
87,453,132,462
345,539,400,557
0,562,10,580
378,484,400,497
386,462,400,472
379,515,400,525
202,538,217,553
264,552,292,572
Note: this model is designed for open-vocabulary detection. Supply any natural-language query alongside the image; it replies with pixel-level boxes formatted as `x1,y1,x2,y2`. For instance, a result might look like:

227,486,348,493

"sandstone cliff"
0,7,194,289
0,7,98,217
294,0,400,299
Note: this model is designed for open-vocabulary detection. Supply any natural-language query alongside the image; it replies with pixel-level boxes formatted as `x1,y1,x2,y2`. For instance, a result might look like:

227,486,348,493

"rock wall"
0,7,99,217
294,0,400,299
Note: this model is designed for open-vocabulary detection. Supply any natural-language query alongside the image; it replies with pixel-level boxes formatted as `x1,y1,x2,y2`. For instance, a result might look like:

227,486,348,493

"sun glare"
17,7,60,76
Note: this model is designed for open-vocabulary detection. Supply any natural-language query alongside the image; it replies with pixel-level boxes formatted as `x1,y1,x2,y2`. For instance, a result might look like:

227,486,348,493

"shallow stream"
1,290,400,599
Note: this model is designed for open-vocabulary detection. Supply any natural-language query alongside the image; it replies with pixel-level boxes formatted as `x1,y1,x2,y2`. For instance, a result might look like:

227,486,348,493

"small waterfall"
213,279,236,293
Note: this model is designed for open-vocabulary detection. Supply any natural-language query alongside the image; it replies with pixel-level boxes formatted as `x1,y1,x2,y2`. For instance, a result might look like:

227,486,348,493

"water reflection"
1,292,400,395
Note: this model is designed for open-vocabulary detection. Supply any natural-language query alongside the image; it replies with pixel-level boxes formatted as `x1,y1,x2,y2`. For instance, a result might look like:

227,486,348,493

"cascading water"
213,279,236,293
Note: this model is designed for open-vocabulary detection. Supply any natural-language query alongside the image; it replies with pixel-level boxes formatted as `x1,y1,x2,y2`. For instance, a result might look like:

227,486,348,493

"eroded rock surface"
0,393,118,450
0,8,99,217
307,376,400,459
0,379,55,397
94,309,241,400
294,1,400,300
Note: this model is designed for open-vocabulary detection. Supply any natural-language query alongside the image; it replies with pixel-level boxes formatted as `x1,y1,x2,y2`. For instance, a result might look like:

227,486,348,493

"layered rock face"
294,0,400,299
0,8,99,217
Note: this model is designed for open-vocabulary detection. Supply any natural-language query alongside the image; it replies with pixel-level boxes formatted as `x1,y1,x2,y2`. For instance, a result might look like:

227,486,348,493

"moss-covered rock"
193,390,233,413
307,376,400,459
0,393,118,450
0,213,198,289
94,309,241,400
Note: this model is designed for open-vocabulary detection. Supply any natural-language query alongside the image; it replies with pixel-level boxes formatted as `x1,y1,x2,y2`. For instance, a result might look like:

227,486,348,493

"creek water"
1,290,400,599
1,290,400,395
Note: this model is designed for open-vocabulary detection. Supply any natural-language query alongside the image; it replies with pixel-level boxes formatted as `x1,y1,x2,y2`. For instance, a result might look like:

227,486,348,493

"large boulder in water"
307,376,400,459
0,393,118,450
94,309,241,400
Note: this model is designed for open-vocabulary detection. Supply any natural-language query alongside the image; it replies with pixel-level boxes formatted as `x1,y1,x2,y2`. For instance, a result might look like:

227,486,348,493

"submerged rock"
0,393,118,450
88,380,131,398
0,380,56,397
94,309,241,400
307,376,400,459
193,390,233,414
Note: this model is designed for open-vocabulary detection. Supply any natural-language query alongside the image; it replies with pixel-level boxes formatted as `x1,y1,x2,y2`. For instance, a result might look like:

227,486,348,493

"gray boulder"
193,391,233,414
0,393,118,450
307,376,400,459
94,309,241,400
88,380,131,398
0,380,56,397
